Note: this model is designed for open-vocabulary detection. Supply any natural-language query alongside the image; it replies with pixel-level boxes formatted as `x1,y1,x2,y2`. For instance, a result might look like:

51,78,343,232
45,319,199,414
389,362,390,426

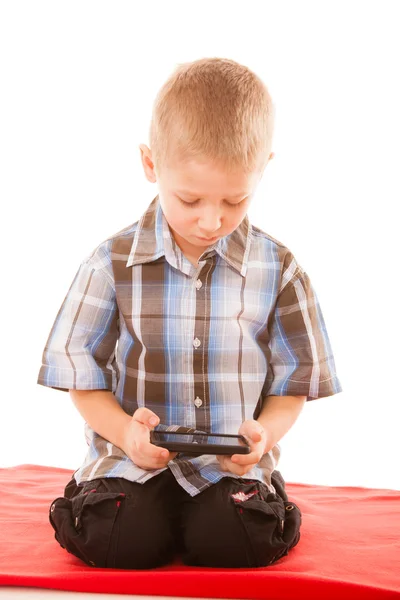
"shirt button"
194,397,203,407
193,338,201,348
195,279,202,290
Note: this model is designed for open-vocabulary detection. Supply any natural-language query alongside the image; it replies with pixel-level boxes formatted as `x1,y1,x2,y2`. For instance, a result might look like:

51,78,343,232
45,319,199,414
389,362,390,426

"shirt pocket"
49,481,127,567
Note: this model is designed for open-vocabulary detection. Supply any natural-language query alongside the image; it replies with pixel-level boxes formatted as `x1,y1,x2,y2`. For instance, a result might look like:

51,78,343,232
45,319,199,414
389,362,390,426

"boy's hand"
216,420,267,476
121,407,178,470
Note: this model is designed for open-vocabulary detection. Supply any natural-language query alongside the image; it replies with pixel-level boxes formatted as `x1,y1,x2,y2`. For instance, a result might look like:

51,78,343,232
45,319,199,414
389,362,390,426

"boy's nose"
198,219,221,235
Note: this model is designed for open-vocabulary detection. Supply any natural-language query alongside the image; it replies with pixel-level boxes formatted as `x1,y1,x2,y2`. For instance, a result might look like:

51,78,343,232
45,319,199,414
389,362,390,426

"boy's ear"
139,144,157,183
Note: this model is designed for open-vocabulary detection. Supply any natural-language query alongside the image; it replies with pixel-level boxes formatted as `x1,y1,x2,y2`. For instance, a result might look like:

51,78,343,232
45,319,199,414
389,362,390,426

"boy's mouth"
196,235,219,242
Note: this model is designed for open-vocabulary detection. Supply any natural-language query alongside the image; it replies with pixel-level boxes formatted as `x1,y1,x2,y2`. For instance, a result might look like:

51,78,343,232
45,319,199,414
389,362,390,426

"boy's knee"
180,478,301,568
49,485,176,569
107,499,177,569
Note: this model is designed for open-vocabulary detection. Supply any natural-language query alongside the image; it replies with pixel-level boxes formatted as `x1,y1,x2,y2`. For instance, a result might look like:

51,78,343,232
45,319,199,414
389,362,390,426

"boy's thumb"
248,427,263,442
132,407,159,428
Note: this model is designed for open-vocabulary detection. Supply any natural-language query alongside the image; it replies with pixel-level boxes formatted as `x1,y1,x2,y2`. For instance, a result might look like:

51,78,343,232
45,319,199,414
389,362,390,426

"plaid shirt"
37,194,342,496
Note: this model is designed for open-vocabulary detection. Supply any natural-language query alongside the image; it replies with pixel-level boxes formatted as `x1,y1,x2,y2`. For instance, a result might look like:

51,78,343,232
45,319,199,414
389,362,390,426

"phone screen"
152,431,248,448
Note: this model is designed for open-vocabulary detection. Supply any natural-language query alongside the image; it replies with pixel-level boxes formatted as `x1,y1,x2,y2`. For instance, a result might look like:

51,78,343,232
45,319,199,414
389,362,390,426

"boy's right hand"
121,407,178,470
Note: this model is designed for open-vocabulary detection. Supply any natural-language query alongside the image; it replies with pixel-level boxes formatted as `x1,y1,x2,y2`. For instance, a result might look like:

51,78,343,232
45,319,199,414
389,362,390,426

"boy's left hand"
216,420,267,476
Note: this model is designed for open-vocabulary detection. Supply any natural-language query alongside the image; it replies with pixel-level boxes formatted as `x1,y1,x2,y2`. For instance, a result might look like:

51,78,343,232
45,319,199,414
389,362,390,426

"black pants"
49,468,301,569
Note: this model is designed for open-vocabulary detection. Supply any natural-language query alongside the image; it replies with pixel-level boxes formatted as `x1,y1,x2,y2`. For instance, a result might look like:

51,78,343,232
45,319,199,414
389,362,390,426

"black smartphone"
150,431,251,455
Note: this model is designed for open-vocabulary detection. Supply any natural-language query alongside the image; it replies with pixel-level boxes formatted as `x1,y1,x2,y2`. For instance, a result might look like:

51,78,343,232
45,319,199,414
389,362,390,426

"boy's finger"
156,450,177,465
217,455,230,472
230,450,259,465
140,440,168,459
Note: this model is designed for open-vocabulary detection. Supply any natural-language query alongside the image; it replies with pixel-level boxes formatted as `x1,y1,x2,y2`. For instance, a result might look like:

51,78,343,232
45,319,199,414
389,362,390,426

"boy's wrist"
257,394,307,454
118,414,134,453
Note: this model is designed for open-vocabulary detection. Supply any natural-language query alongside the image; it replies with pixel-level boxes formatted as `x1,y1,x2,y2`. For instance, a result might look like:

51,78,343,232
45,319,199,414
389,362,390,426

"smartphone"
150,430,251,455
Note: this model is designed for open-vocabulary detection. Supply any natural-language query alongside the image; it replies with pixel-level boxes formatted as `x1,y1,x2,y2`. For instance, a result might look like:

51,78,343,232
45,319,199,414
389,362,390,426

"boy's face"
139,144,273,260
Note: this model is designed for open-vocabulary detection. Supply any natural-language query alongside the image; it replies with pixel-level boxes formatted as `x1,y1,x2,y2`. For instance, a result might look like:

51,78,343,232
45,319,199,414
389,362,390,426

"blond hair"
149,57,275,176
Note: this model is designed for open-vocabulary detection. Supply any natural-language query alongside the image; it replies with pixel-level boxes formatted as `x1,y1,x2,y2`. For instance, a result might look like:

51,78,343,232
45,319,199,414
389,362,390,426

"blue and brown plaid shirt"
37,194,342,496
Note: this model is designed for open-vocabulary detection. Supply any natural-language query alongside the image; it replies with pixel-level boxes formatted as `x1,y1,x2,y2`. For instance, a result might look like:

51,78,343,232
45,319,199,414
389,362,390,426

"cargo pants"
49,467,301,569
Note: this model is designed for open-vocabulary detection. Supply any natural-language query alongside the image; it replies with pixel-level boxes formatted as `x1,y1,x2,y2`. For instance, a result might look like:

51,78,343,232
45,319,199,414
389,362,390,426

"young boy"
37,57,342,570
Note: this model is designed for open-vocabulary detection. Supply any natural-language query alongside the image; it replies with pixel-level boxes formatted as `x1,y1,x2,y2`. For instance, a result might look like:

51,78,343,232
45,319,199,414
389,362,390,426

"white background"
1,0,399,490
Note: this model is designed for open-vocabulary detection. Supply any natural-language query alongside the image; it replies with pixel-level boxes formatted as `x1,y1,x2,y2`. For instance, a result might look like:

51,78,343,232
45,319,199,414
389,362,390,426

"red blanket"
0,464,399,599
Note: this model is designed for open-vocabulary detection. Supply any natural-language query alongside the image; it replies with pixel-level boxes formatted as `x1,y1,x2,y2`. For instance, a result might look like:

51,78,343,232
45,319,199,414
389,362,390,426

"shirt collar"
126,194,252,277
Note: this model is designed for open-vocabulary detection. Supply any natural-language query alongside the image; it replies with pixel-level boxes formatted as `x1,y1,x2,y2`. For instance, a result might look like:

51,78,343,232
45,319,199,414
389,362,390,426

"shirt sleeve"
262,258,343,402
37,258,119,393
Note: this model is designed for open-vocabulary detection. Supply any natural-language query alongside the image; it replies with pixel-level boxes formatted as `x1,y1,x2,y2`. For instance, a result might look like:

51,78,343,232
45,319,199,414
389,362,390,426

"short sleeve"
37,259,119,392
262,266,343,402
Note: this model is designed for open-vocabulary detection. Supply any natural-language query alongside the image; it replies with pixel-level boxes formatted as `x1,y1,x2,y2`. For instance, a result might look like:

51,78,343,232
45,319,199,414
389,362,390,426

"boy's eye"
178,198,199,207
177,197,245,207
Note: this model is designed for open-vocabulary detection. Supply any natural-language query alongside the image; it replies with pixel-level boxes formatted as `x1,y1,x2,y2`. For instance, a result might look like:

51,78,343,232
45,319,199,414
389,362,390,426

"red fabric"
0,465,399,599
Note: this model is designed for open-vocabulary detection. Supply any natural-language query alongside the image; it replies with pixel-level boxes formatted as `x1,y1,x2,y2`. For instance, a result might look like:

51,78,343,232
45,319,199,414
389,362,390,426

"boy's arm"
70,390,177,469
256,395,307,454
69,389,132,451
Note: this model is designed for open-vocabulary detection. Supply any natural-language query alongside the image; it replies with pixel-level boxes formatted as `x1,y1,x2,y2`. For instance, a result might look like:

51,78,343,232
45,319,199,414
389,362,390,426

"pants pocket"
281,500,302,552
231,480,301,567
49,481,126,567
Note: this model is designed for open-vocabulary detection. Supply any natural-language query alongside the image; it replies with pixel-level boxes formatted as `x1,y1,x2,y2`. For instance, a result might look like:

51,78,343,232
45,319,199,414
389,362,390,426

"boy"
37,57,342,570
